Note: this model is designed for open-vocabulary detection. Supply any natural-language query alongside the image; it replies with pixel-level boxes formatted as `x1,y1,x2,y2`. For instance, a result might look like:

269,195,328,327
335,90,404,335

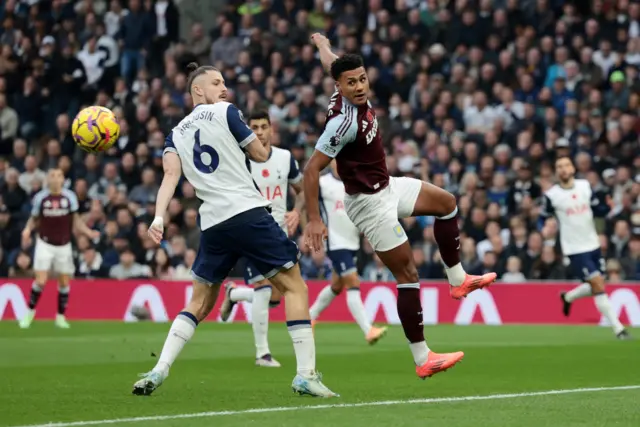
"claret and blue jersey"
164,102,299,285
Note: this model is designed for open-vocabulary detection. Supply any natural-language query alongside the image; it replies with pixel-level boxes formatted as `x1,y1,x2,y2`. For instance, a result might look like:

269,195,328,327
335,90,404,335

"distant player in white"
218,110,304,368
540,156,630,339
308,160,387,344
132,63,337,397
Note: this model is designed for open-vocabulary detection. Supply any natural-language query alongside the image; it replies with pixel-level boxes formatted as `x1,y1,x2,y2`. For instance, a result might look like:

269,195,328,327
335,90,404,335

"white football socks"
154,312,197,373
565,283,592,302
346,288,371,334
309,285,337,320
252,287,272,358
409,341,430,366
230,287,254,302
445,262,466,287
594,293,625,334
287,322,316,377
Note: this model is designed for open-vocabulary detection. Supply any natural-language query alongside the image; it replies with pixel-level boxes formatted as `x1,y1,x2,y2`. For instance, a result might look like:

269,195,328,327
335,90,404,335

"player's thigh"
328,249,358,279
238,213,299,285
53,244,75,277
568,249,605,289
376,240,419,284
269,263,308,295
345,189,407,253
191,227,240,286
33,239,55,275
409,179,457,218
243,258,266,286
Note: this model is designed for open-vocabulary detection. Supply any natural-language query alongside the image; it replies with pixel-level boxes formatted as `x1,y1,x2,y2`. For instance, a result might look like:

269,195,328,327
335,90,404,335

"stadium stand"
0,0,638,282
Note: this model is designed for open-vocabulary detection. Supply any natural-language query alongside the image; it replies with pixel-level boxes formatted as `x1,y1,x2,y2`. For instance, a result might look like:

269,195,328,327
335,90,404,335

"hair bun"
186,62,199,73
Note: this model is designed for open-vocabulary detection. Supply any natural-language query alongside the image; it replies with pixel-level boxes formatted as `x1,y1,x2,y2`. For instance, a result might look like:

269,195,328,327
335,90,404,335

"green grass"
1,322,639,427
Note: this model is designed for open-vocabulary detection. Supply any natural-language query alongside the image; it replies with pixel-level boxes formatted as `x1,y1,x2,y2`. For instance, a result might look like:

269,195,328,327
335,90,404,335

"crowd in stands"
0,0,639,282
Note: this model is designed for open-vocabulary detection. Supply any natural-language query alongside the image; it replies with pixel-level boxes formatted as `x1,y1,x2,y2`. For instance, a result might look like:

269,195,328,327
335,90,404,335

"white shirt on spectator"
476,229,511,260
155,0,169,37
494,101,525,129
77,48,106,85
592,51,619,76
464,104,498,133
104,8,129,37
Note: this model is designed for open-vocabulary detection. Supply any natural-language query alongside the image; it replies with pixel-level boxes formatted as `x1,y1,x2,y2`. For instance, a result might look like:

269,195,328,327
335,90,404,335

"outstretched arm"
303,151,332,252
311,33,338,73
149,151,182,244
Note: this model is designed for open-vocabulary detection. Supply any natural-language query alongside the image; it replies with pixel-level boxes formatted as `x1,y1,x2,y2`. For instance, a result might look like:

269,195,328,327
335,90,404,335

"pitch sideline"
11,385,640,427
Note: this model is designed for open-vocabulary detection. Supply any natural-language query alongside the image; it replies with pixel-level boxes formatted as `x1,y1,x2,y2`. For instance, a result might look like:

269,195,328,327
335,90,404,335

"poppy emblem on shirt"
572,194,577,199
262,169,270,178
366,110,373,122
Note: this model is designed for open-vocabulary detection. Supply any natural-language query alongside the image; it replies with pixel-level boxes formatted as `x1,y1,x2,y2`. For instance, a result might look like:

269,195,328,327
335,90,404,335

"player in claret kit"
19,168,100,329
219,110,305,368
303,34,497,379
308,160,387,344
132,63,337,397
541,156,630,339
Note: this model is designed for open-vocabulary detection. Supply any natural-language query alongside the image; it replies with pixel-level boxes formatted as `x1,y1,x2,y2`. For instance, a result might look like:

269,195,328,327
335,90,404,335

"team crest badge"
394,224,405,238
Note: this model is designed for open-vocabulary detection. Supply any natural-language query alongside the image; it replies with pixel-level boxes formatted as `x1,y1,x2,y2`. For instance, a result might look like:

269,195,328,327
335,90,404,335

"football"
72,106,120,153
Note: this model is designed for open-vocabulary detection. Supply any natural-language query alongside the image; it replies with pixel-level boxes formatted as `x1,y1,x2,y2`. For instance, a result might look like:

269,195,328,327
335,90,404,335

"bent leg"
376,241,430,366
310,272,341,320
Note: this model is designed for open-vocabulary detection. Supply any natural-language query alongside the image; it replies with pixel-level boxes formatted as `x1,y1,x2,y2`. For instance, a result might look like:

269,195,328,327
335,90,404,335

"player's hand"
304,219,327,253
311,33,330,49
285,210,300,236
21,229,31,247
148,216,164,245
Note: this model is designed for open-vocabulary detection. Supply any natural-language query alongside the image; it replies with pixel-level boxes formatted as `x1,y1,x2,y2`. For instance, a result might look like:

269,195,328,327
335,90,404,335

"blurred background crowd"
0,0,638,282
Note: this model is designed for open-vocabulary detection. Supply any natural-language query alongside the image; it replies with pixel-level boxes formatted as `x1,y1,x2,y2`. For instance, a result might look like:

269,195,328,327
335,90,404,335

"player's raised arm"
149,134,182,244
311,33,338,73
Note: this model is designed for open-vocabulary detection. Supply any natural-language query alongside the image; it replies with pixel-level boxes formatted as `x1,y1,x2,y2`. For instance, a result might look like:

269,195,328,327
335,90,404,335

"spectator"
362,254,394,282
153,247,175,280
109,248,152,279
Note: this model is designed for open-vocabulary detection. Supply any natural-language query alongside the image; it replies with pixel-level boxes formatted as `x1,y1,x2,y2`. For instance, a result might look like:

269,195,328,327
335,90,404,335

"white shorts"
33,238,75,275
344,176,422,252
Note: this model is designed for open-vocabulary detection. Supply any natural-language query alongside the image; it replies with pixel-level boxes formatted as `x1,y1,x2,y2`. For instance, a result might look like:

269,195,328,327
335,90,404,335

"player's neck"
559,178,575,189
50,188,62,195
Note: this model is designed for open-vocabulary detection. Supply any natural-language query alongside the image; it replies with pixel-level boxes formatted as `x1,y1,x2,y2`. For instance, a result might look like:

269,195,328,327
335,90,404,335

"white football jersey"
164,102,269,230
541,179,600,256
250,146,301,232
319,172,360,251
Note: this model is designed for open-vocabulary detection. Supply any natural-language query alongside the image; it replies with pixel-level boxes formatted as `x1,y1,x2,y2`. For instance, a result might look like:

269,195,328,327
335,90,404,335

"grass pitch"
0,322,639,427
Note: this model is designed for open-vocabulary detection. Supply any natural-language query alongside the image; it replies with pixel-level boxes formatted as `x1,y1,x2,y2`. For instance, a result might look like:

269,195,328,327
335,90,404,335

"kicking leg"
412,182,496,298
309,272,341,321
588,275,629,339
55,274,71,329
377,241,463,378
269,264,338,397
133,280,220,395
560,283,592,316
20,270,48,329
252,280,281,367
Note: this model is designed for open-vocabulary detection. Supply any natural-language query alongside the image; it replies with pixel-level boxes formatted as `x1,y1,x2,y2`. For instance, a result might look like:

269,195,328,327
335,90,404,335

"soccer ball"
72,106,120,153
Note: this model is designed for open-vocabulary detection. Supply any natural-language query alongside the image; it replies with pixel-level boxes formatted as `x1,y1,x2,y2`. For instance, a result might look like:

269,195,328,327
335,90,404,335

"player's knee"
439,192,457,217
589,275,605,293
34,272,48,287
397,264,419,284
341,273,360,290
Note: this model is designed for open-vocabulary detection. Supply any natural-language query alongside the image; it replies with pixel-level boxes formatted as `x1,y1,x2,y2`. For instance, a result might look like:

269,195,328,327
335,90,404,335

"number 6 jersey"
164,102,269,230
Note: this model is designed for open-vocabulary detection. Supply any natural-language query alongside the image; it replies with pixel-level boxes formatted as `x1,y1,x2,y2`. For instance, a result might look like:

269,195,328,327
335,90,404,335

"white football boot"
292,372,339,397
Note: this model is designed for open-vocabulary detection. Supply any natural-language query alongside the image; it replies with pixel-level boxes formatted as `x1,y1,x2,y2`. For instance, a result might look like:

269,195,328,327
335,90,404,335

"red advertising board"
1,279,639,326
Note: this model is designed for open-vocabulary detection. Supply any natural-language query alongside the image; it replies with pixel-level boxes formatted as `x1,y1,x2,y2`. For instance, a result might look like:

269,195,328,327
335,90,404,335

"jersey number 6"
193,129,219,174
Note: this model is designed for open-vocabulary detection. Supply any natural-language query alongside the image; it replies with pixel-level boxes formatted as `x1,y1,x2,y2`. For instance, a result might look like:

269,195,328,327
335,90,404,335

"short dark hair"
554,155,574,169
330,54,365,80
247,110,271,124
186,62,220,95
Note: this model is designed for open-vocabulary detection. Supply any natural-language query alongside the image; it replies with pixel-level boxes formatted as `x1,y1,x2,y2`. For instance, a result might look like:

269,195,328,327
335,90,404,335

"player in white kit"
308,160,387,344
218,110,304,368
132,63,337,397
540,156,630,339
